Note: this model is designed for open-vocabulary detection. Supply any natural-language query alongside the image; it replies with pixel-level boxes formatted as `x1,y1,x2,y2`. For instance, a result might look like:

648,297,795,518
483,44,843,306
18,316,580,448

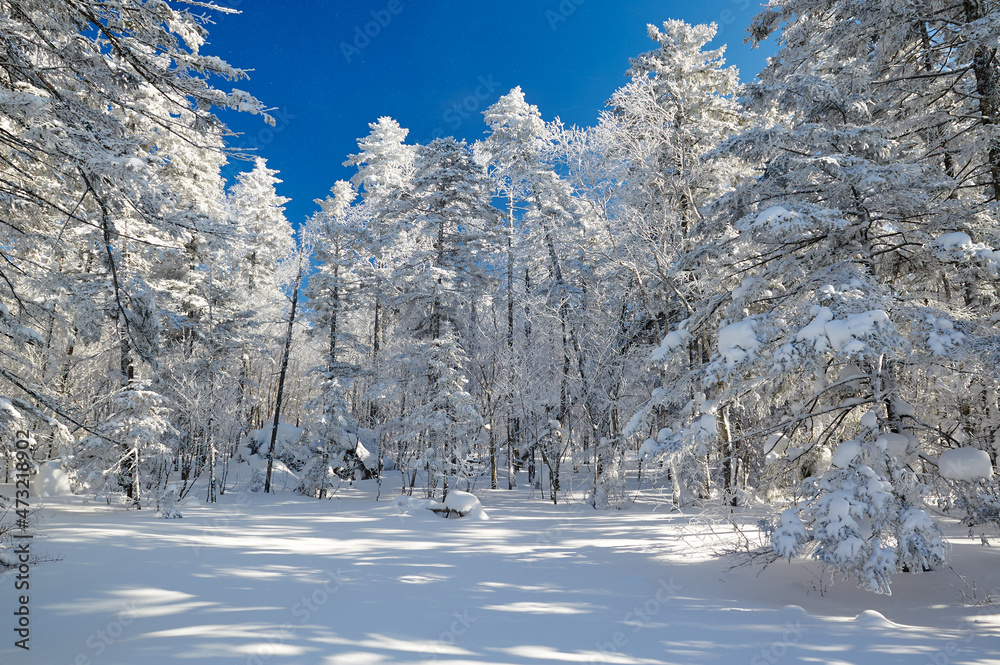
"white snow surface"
3,478,999,665
938,447,994,481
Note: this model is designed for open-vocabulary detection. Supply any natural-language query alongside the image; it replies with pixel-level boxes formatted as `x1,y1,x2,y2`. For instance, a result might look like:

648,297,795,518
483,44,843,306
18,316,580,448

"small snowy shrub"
156,484,183,519
247,468,266,493
774,431,946,594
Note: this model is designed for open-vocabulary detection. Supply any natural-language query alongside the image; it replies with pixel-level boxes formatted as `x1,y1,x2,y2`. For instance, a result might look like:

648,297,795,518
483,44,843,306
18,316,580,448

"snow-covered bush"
75,388,178,508
773,430,947,594
399,490,491,520
156,484,183,519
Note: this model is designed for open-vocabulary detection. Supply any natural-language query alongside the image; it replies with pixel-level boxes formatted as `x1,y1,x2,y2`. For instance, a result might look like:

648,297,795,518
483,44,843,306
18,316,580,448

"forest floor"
2,473,999,665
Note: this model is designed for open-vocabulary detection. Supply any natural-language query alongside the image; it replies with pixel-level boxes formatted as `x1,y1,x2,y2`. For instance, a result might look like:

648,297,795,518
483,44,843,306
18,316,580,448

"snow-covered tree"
613,20,756,505
402,325,482,498
630,0,1000,591
77,388,179,508
228,157,295,297
477,87,594,504
297,181,369,497
344,117,418,429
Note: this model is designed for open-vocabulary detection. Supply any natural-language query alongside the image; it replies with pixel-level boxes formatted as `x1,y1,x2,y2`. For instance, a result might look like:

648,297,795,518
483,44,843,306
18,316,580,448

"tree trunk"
719,406,737,506
265,255,303,494
329,263,340,371
965,0,1000,200
489,416,498,489
369,297,382,427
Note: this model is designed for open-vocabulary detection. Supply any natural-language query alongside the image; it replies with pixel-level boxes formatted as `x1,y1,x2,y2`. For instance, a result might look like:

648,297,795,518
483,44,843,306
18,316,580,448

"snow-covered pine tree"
477,87,594,504
402,324,482,499
298,181,369,497
228,157,295,298
343,117,417,440
226,157,296,434
638,0,1000,591
613,20,756,506
379,137,496,494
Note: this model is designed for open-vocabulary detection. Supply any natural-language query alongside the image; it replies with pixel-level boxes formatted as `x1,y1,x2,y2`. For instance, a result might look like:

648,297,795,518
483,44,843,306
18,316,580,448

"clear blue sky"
205,0,777,227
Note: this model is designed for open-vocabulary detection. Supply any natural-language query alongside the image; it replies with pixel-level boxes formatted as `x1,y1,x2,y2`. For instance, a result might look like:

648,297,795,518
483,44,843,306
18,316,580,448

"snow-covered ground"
2,477,999,665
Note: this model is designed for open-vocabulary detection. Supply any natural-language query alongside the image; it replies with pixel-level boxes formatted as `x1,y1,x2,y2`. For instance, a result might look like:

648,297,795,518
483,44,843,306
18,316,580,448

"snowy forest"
1,0,999,603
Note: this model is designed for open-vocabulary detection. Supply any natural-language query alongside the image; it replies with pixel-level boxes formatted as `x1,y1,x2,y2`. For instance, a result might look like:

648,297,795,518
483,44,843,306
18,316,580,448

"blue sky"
206,1,777,227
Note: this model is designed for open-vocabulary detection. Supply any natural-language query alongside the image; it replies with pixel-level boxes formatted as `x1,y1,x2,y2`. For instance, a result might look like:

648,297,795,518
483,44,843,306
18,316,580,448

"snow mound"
428,491,490,520
936,232,974,251
230,454,299,492
442,490,480,514
717,319,760,365
779,604,809,618
853,609,896,628
395,492,490,520
831,440,861,468
938,448,993,482
36,461,72,497
178,493,203,508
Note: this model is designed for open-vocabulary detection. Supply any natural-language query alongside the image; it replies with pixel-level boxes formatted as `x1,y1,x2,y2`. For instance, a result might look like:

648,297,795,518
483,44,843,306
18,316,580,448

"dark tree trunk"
265,255,303,494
